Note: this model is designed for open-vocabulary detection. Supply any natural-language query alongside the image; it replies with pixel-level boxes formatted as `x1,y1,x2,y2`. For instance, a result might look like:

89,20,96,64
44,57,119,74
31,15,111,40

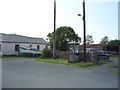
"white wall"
2,42,47,55
2,43,17,55
40,45,46,51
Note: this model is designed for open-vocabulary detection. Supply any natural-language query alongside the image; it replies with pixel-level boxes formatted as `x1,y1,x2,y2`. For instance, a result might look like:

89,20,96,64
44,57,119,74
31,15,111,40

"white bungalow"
0,33,49,56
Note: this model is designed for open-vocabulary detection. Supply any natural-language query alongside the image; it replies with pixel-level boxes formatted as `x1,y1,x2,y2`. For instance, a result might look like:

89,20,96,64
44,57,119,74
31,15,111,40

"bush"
41,48,53,59
80,57,83,61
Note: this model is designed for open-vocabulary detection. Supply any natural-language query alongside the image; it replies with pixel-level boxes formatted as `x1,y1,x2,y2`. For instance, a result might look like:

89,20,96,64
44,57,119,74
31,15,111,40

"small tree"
41,48,53,59
47,26,81,51
86,35,94,44
100,36,109,44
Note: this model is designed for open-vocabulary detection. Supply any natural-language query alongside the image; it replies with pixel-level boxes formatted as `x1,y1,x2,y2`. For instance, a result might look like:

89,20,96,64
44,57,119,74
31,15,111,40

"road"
2,58,118,88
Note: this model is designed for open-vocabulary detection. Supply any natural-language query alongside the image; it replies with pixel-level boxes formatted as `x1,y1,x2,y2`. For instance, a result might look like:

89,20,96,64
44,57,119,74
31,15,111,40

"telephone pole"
83,0,86,62
53,0,56,59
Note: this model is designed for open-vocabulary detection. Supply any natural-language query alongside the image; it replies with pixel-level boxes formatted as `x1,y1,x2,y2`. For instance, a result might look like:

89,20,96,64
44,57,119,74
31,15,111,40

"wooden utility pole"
53,0,56,59
83,0,86,62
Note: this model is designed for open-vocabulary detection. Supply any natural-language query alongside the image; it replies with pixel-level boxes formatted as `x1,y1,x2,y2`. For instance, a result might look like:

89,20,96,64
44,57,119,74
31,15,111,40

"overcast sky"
0,0,119,44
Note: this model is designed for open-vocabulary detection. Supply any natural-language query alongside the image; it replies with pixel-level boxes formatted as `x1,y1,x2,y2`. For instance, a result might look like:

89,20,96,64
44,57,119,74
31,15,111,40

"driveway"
2,58,118,88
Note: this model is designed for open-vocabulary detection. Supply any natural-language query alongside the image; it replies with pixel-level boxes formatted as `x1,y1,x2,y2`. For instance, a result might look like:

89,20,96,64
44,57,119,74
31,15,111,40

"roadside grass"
98,59,113,64
119,56,120,60
108,65,118,68
35,58,108,68
110,71,120,75
1,55,118,68
35,58,95,67
110,56,120,61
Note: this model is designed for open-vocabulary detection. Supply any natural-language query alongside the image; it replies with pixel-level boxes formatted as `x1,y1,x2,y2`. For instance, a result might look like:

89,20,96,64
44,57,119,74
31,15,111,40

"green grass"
1,55,117,68
108,65,118,68
110,56,120,61
97,60,113,64
110,71,120,74
118,56,120,59
35,56,117,68
36,58,68,64
35,58,102,68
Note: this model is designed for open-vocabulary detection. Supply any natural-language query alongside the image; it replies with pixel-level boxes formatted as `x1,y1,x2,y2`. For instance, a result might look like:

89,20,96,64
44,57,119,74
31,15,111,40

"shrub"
80,57,83,61
41,48,53,59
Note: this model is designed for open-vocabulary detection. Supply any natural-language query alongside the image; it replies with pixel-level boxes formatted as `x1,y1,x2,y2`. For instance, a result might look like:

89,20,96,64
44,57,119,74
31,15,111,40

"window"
15,45,19,51
37,45,39,50
45,45,48,48
29,45,32,48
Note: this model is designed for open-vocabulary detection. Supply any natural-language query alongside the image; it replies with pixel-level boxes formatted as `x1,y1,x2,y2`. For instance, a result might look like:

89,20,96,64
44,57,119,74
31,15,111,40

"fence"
56,50,68,59
56,51,98,63
57,51,111,63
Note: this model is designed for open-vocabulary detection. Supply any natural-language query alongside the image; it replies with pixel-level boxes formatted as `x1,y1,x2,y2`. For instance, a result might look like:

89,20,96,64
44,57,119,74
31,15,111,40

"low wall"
56,51,108,63
56,51,95,62
56,51,68,59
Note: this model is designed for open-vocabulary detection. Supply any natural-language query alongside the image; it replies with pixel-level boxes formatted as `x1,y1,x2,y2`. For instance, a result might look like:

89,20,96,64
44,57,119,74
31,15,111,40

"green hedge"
41,48,53,59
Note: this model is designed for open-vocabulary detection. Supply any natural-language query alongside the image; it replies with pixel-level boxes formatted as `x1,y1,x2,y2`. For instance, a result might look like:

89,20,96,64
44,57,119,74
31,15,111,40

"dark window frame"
37,45,40,50
29,45,32,48
15,44,19,51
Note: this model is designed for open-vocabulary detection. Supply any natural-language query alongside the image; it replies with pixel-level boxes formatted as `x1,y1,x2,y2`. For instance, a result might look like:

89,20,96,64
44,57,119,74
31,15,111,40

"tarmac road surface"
2,58,118,88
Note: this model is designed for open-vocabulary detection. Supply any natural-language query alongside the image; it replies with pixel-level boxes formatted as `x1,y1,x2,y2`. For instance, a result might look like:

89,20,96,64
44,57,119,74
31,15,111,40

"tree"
41,48,53,59
47,26,81,51
86,35,94,44
100,36,109,44
108,39,120,45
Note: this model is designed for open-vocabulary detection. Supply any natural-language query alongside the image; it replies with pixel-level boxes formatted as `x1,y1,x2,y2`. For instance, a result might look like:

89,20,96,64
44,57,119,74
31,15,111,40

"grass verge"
108,65,118,68
35,58,105,68
110,56,120,61
1,55,116,68
110,71,120,75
